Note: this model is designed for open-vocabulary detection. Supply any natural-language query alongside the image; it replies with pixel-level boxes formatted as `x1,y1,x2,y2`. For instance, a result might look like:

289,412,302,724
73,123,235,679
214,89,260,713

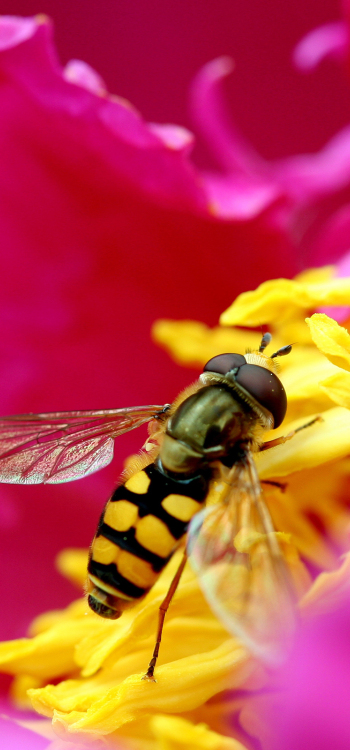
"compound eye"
235,364,287,428
203,353,246,375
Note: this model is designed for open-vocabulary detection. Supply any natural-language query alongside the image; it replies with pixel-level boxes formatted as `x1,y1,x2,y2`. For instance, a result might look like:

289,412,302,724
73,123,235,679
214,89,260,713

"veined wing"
187,452,296,665
0,405,168,484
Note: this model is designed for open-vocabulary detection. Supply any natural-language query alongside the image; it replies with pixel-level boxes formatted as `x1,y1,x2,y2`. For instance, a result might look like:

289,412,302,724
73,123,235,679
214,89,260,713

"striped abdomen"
87,463,208,618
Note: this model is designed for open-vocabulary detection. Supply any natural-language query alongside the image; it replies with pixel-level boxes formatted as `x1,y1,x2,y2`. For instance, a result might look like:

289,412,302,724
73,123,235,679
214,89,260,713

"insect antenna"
271,344,293,359
259,332,272,353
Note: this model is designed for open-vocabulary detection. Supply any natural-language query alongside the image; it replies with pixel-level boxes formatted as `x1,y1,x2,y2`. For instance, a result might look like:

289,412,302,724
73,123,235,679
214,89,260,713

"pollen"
125,470,151,494
161,493,202,522
103,500,139,531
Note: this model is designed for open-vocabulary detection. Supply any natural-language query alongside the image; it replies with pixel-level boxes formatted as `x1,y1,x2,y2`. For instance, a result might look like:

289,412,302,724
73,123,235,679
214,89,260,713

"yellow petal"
264,462,350,570
280,350,337,420
300,550,350,617
306,313,350,371
150,715,248,750
256,407,350,479
10,674,44,709
28,599,89,637
295,265,335,284
52,712,249,750
220,277,350,327
30,641,259,734
275,534,312,599
152,320,261,368
55,548,89,588
76,555,219,677
319,370,350,407
271,318,313,346
0,601,94,679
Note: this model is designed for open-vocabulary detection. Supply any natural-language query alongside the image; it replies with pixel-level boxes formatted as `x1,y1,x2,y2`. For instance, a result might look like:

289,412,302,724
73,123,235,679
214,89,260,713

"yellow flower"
2,267,350,749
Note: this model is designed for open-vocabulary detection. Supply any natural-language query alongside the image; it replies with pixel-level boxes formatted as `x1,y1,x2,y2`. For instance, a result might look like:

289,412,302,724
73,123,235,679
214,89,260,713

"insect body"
87,461,209,619
0,336,295,673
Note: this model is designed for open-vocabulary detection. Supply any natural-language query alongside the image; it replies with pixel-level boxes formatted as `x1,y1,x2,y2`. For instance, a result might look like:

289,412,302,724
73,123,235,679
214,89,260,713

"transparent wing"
187,452,296,665
0,405,167,484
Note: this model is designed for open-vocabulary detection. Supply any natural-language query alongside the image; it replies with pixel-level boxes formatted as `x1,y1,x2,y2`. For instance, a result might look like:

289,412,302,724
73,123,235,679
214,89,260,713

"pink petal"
0,16,206,210
149,123,194,153
336,248,350,277
308,203,350,266
293,22,349,70
189,56,263,174
189,55,350,218
270,602,350,750
63,59,107,94
0,713,49,749
0,14,39,49
273,125,350,200
202,172,280,219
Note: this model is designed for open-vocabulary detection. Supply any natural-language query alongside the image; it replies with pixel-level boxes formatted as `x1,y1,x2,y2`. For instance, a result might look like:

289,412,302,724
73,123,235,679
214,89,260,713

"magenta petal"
0,15,39,49
273,125,350,200
317,303,350,324
202,173,280,219
0,16,207,211
149,123,195,153
336,248,350,277
188,53,350,220
0,714,49,749
189,56,263,174
271,603,350,750
293,21,349,70
63,58,107,94
308,203,350,267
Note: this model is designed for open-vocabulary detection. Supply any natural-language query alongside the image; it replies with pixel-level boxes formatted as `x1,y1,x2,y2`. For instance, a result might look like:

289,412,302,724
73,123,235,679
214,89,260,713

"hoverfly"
0,334,296,679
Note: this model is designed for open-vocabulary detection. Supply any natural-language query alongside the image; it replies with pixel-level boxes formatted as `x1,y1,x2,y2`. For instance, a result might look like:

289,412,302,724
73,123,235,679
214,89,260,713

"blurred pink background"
0,0,347,668
3,0,349,158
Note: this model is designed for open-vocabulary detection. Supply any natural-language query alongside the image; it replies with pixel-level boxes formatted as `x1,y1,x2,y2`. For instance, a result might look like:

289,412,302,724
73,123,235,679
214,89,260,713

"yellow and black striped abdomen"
87,463,209,618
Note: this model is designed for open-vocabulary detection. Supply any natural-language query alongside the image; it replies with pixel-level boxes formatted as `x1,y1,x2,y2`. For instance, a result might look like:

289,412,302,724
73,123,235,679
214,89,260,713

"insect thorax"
160,384,259,475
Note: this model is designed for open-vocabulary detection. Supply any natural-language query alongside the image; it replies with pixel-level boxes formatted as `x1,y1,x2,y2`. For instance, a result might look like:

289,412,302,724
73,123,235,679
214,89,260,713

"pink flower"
0,713,48,750
292,1,350,73
293,20,349,70
0,14,299,650
270,602,350,750
190,53,350,269
2,11,350,746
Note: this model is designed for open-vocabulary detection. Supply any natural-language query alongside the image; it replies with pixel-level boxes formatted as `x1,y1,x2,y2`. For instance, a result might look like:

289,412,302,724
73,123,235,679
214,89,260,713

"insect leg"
260,416,323,451
142,549,188,682
261,479,287,492
293,415,323,433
